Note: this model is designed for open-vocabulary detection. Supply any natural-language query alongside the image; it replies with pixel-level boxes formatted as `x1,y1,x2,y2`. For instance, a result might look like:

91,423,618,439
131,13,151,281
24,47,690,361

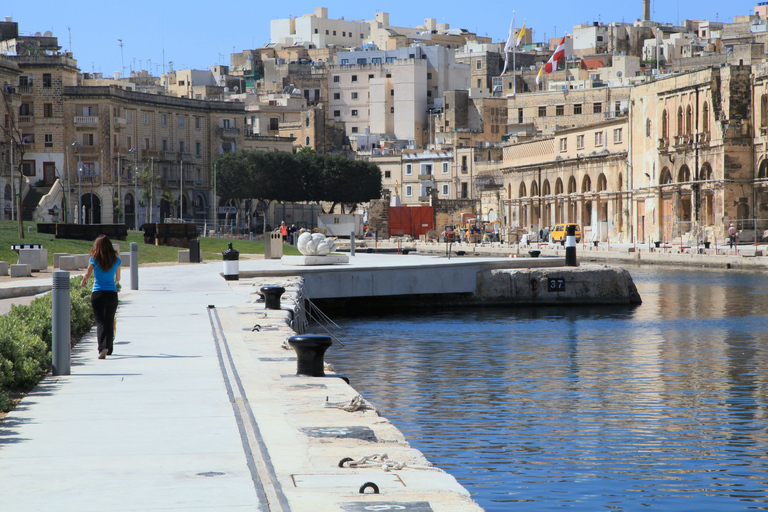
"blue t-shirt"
90,256,121,292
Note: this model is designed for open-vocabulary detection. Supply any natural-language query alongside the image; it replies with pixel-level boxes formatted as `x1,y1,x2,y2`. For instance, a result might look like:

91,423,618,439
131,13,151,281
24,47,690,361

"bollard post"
565,224,577,267
260,286,285,309
222,243,239,280
130,242,139,290
350,231,355,257
287,334,332,377
52,270,71,376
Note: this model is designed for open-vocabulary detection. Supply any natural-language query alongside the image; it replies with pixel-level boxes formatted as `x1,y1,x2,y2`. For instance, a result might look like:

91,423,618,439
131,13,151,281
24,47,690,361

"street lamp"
129,148,137,229
72,141,82,224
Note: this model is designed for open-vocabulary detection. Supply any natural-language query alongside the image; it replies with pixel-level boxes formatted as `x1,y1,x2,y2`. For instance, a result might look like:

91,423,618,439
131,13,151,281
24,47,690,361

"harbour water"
323,265,768,511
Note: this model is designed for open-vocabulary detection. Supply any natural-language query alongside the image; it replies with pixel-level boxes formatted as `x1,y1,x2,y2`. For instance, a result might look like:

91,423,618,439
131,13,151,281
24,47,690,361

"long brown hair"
90,235,118,271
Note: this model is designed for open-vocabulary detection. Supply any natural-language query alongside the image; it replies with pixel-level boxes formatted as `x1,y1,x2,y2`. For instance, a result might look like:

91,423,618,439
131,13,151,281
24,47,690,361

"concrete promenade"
0,255,485,512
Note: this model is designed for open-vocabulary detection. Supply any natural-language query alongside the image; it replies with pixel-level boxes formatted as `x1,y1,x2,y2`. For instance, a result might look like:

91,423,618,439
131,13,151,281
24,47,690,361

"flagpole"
512,15,516,96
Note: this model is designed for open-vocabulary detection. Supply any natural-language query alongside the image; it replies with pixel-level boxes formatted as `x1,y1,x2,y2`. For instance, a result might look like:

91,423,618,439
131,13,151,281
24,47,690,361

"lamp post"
129,148,137,229
72,141,82,224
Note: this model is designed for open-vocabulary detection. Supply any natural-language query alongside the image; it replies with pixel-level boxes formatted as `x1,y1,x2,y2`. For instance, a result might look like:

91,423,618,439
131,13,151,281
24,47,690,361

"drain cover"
340,502,433,511
300,426,377,442
196,472,225,477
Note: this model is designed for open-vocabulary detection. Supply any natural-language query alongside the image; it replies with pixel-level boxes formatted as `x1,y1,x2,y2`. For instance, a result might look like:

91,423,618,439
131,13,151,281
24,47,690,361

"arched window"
661,110,668,141
678,165,690,183
677,107,683,136
542,180,551,196
660,167,673,185
519,182,527,198
567,176,577,194
597,173,607,192
762,95,768,128
686,105,692,134
700,163,713,181
555,178,564,195
758,160,768,179
582,175,592,193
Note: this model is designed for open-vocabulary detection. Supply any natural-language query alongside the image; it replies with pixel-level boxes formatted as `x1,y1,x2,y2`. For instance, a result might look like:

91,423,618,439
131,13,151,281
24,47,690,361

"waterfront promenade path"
0,256,482,512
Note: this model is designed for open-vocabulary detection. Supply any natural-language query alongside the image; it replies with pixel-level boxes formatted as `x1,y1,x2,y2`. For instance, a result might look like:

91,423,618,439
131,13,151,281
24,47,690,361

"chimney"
643,0,651,21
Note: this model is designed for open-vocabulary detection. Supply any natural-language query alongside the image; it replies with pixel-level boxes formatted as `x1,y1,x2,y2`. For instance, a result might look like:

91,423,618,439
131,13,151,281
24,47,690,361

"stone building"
630,65,753,244
59,86,245,228
0,24,79,222
501,117,629,241
0,55,21,220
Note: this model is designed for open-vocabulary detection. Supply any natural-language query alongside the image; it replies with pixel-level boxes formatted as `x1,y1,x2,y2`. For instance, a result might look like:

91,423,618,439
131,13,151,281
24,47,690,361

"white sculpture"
297,232,337,256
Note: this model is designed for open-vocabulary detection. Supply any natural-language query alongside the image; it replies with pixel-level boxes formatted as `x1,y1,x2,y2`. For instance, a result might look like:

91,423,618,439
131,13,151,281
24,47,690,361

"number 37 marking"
548,277,566,292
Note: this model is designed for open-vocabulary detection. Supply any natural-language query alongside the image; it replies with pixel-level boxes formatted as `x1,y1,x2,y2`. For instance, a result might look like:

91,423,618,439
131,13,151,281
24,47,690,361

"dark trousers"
92,291,118,354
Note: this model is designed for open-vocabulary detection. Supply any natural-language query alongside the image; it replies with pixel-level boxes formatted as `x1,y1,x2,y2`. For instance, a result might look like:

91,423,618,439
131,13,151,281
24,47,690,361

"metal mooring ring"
359,482,380,494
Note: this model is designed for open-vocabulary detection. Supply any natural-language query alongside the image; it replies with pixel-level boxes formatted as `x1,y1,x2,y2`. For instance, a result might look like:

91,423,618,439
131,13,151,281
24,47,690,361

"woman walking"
80,235,121,359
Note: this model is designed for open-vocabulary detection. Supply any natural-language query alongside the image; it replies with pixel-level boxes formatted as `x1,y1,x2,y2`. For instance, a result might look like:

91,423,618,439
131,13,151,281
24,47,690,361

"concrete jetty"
0,252,641,511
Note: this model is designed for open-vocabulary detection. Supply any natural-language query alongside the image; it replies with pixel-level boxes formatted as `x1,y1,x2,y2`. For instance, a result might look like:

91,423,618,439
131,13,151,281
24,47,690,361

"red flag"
543,37,566,74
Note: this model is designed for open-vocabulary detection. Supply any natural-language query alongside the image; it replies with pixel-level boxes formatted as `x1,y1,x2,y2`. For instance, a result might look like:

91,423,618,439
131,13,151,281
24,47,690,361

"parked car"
550,223,581,243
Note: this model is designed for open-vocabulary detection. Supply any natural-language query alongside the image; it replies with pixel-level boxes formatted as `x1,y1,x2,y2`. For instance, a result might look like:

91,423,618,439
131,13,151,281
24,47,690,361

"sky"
3,0,759,76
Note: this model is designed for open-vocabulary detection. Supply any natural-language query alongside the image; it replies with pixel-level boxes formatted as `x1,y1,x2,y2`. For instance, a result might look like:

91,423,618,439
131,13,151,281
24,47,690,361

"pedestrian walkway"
0,262,264,512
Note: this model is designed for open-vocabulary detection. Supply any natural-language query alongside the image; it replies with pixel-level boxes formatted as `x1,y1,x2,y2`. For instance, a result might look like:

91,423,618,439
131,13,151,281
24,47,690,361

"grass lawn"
0,220,301,265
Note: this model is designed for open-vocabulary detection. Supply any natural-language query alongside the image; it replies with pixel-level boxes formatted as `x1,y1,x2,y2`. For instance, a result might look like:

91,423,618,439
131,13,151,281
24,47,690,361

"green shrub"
0,276,96,413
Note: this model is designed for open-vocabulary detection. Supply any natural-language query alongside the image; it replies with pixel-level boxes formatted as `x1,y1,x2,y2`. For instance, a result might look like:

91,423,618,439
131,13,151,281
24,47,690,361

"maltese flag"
543,36,566,74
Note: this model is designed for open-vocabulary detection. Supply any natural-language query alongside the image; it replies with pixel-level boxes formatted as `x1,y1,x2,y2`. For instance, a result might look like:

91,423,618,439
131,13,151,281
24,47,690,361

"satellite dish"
617,71,623,77
234,86,239,92
34,32,42,37
43,31,52,37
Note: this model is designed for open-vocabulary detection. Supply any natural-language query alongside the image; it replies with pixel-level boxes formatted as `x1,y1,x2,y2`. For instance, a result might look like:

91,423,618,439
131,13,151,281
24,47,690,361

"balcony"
215,127,240,139
17,85,32,94
18,115,33,125
697,132,710,146
657,137,668,150
74,116,99,125
78,145,102,155
164,151,194,163
113,117,127,127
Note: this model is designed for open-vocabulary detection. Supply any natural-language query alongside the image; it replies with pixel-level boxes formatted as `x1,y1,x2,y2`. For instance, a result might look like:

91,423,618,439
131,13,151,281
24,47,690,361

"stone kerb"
58,256,79,271
53,253,70,268
10,264,32,278
0,261,8,276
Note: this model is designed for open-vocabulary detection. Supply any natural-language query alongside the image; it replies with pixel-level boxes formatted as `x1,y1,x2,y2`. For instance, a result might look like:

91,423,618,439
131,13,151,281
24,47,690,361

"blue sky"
3,1,758,75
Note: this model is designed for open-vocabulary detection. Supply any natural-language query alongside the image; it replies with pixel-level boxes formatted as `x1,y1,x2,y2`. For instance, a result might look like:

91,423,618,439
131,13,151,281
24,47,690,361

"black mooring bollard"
565,224,577,267
222,243,239,280
260,286,285,309
287,334,332,377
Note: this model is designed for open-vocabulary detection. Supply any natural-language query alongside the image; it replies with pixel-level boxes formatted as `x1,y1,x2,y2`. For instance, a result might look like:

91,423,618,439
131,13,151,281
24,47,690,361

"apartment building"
60,86,245,227
271,7,369,48
0,55,21,219
0,25,79,224
328,45,468,145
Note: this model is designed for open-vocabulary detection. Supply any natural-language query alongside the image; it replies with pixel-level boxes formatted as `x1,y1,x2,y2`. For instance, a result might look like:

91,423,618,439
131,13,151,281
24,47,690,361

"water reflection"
322,266,768,511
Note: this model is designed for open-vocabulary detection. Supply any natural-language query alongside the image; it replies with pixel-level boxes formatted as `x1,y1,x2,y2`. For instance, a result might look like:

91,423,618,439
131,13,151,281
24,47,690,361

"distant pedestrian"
80,235,121,359
728,223,737,249
279,221,288,242
289,224,298,244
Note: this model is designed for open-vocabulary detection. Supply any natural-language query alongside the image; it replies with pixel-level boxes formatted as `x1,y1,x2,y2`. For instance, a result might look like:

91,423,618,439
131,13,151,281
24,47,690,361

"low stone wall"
476,265,642,305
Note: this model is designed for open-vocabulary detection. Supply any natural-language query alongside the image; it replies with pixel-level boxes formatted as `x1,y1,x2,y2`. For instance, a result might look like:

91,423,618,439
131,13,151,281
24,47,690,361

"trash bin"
189,239,200,263
222,243,239,280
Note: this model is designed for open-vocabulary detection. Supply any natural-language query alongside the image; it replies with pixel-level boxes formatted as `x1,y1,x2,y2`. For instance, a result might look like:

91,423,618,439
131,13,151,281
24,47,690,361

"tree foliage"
214,150,381,209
